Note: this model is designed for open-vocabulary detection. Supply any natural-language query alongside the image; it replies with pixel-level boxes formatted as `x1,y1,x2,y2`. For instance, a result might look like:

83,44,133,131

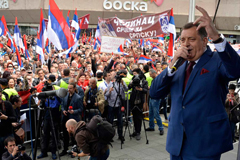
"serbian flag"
152,45,163,53
117,44,124,53
138,55,152,64
157,34,164,44
146,40,151,47
13,38,23,67
23,35,31,60
167,8,176,57
94,23,100,40
66,10,71,27
96,37,101,46
36,8,47,64
0,20,6,37
14,17,25,53
48,0,74,50
139,39,144,47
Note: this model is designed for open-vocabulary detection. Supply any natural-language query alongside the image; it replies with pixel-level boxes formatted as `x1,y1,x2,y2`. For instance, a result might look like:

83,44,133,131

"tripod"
130,91,149,144
31,97,61,160
111,80,131,149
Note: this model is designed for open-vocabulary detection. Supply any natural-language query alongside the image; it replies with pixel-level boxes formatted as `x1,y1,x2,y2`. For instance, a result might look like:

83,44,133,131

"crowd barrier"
19,91,170,144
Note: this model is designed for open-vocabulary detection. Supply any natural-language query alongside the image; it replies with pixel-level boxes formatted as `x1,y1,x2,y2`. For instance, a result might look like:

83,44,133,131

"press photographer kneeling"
2,136,31,160
65,118,110,160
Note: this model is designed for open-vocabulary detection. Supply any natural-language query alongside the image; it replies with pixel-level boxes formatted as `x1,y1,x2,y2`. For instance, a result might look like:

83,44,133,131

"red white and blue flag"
1,16,15,52
157,34,164,44
36,8,48,64
138,55,152,64
23,35,31,60
13,38,23,67
0,19,6,37
59,8,82,57
167,8,176,57
152,45,164,53
47,0,74,50
117,44,124,52
14,17,25,53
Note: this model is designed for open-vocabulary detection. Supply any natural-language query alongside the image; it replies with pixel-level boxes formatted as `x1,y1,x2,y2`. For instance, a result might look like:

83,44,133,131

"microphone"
171,57,185,73
33,88,68,99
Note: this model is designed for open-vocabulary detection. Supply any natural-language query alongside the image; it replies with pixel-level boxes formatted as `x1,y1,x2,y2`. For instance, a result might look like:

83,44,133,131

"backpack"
75,115,115,146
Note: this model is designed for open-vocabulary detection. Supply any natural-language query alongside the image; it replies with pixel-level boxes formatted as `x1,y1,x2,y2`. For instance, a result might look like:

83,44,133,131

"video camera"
42,81,53,92
132,75,141,87
115,70,125,83
67,145,79,155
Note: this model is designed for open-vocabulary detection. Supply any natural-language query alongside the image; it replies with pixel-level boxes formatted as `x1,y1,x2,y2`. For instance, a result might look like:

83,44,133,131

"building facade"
1,0,240,42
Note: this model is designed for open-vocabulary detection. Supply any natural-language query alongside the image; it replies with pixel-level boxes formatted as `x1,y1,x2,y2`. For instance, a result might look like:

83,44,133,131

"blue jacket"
61,93,83,122
150,43,240,157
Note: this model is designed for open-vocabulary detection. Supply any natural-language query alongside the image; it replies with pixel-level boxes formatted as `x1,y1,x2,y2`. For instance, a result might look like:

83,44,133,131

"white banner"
101,36,125,54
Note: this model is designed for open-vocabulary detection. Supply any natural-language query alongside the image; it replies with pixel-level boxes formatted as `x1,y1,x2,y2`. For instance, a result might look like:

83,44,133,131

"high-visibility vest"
144,72,153,87
2,88,18,101
122,77,131,100
97,80,103,87
53,85,60,90
60,80,69,89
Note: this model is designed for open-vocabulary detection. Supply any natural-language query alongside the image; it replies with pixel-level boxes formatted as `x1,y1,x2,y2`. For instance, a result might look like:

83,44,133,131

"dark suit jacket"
150,43,240,157
2,151,32,160
61,93,83,122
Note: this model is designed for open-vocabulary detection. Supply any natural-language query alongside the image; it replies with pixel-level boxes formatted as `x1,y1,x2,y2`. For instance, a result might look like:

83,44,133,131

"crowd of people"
0,13,240,159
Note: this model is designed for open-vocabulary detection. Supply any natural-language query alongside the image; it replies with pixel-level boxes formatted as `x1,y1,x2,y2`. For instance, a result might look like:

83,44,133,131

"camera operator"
83,78,105,121
105,71,128,141
128,68,148,141
2,137,31,160
65,119,109,160
37,76,61,159
225,84,240,143
60,83,82,157
0,88,17,159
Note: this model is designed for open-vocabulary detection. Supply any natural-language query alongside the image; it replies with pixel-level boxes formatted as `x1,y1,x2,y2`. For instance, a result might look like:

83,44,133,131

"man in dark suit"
60,83,83,156
150,6,240,160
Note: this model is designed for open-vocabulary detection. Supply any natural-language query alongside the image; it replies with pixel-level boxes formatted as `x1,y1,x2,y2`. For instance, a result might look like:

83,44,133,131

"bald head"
66,119,77,128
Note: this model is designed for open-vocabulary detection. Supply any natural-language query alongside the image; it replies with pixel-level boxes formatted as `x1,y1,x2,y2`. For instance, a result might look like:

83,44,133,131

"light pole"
188,0,196,22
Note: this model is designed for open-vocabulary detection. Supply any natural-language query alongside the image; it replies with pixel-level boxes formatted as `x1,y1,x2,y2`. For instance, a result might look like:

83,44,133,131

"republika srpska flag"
167,8,176,57
48,0,74,50
0,19,6,37
36,8,48,64
138,55,152,64
14,17,25,53
1,16,15,52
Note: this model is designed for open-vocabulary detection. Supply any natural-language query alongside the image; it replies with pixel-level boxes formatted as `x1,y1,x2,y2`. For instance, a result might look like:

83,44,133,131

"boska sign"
103,0,148,12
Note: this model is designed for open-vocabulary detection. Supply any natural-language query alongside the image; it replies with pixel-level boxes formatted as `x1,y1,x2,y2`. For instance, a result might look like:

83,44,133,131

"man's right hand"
169,46,189,69
63,110,68,116
83,101,87,107
12,146,19,157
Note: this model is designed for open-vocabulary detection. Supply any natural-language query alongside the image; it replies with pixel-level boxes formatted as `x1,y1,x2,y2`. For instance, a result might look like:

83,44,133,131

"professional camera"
115,70,125,83
17,144,26,151
67,145,79,155
132,75,141,87
42,81,53,92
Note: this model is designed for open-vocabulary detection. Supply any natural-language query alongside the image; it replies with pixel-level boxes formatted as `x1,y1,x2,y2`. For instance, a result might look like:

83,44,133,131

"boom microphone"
33,88,68,99
171,57,185,73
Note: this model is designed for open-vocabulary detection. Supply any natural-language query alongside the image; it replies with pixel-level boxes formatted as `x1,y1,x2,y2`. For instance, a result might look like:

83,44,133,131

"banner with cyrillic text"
98,9,171,39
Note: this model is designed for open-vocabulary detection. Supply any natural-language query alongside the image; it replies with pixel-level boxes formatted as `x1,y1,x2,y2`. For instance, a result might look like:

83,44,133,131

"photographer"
105,71,128,141
0,88,17,159
225,84,240,143
2,137,31,160
60,83,82,157
37,76,61,159
128,68,148,141
83,78,105,121
65,119,109,160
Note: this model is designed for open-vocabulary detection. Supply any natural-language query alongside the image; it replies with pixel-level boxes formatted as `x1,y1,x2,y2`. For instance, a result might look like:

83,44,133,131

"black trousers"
41,119,59,154
132,103,143,134
62,116,76,151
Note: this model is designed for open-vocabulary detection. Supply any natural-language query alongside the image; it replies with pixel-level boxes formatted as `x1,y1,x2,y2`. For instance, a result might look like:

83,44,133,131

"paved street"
25,116,238,160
